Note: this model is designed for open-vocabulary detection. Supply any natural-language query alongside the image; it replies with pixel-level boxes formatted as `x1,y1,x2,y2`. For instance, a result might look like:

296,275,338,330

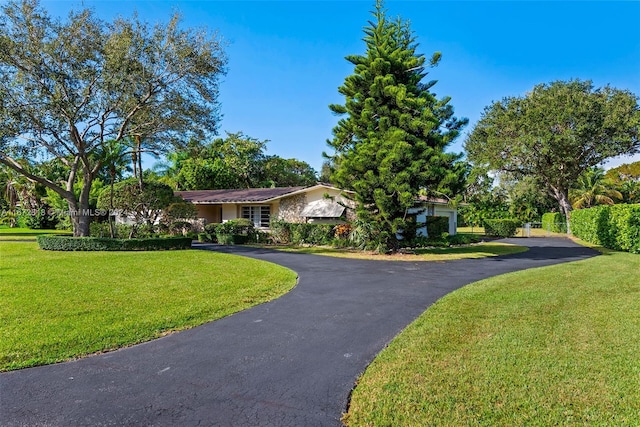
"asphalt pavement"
0,237,598,426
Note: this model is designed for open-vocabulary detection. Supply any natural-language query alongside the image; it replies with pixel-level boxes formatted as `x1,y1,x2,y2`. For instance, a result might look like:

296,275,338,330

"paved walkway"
0,238,598,426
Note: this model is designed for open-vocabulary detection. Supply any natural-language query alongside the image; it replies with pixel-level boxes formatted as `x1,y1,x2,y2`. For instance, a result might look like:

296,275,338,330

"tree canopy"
160,132,318,190
326,0,466,250
605,161,640,184
465,80,640,227
0,0,226,235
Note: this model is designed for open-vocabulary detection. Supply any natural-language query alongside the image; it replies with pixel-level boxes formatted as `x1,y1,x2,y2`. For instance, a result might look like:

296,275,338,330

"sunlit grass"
271,242,527,261
0,242,297,371
0,227,71,241
457,226,568,238
344,248,640,426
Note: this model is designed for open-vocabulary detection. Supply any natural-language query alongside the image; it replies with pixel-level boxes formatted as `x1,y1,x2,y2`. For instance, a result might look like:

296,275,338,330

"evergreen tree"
326,0,466,251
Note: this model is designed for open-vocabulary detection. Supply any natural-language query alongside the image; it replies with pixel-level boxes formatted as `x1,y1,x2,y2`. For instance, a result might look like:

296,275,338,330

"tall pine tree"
327,0,467,251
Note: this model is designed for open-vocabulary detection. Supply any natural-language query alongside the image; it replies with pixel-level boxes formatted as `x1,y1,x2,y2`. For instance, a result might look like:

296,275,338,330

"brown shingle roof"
417,195,452,205
176,187,306,204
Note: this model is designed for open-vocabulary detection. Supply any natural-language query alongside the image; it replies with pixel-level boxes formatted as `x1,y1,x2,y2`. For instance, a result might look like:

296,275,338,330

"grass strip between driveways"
0,242,297,371
271,242,527,261
344,247,640,426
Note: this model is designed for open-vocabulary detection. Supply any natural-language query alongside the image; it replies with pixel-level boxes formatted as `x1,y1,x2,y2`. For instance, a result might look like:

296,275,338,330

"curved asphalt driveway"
1,238,597,426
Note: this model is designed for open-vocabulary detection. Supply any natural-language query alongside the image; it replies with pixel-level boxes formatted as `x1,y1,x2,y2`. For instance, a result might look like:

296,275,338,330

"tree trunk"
68,170,95,237
132,150,138,183
109,172,115,238
135,135,144,190
550,185,572,234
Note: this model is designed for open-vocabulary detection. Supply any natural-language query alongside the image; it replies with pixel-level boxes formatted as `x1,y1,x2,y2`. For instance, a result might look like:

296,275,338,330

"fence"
521,222,568,237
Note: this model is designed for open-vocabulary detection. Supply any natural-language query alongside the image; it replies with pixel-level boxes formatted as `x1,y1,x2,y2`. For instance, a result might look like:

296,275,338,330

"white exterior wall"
408,207,429,237
303,187,344,203
408,205,458,237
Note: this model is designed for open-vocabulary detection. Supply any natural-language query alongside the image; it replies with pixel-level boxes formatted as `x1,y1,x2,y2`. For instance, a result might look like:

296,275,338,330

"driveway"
0,238,598,426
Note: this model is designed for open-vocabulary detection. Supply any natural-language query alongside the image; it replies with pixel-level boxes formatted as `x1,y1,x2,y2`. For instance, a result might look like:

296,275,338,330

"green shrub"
571,204,640,253
216,233,252,245
269,219,292,244
483,218,521,237
349,219,382,251
207,219,255,245
36,235,193,251
285,223,331,245
447,233,481,245
541,212,567,233
266,220,335,246
409,233,481,248
571,206,609,246
608,205,640,253
425,216,449,238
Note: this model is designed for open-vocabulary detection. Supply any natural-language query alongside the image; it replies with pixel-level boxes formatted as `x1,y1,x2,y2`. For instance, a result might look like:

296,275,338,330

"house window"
242,206,270,228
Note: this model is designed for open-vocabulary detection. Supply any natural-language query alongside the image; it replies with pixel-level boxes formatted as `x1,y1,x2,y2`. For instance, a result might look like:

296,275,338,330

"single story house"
176,184,458,236
176,184,353,228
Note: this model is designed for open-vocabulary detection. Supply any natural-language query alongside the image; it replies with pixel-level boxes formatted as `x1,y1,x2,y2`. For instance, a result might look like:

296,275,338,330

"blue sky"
43,1,640,172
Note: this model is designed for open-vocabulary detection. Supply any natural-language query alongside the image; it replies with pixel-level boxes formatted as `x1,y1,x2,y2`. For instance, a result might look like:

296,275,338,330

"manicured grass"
0,227,71,241
271,242,528,261
458,226,568,238
0,242,297,371
344,248,640,426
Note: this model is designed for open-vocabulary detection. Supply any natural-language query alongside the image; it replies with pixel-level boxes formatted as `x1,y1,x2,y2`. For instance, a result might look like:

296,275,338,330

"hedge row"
483,218,521,237
541,212,567,233
270,221,336,245
571,204,640,253
425,216,450,237
36,235,193,251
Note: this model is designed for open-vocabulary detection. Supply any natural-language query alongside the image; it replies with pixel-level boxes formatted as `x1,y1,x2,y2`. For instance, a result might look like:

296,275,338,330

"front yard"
0,241,297,371
344,247,640,425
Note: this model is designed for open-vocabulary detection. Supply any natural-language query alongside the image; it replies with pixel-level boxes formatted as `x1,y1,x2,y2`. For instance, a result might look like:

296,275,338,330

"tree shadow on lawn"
488,237,602,262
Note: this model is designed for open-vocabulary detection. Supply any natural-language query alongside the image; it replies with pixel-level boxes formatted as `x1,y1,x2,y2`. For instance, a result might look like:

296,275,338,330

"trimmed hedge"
216,234,251,245
36,235,193,251
269,220,336,245
483,218,521,237
425,216,449,238
571,204,640,253
541,212,567,233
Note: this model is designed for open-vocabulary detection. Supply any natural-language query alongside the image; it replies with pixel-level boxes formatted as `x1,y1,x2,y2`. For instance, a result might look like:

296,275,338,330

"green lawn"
0,227,71,241
270,242,527,261
0,242,297,371
458,226,568,238
344,247,640,426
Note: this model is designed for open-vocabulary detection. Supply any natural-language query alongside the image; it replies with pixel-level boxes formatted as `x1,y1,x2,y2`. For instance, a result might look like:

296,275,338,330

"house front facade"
176,184,457,236
176,184,353,229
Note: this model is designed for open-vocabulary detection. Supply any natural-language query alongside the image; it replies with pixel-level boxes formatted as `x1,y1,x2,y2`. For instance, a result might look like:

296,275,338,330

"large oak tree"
465,80,639,230
0,0,226,236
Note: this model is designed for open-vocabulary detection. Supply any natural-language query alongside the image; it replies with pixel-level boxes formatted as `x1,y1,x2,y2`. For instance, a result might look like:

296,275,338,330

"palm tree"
96,140,131,237
617,180,640,204
570,168,623,209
